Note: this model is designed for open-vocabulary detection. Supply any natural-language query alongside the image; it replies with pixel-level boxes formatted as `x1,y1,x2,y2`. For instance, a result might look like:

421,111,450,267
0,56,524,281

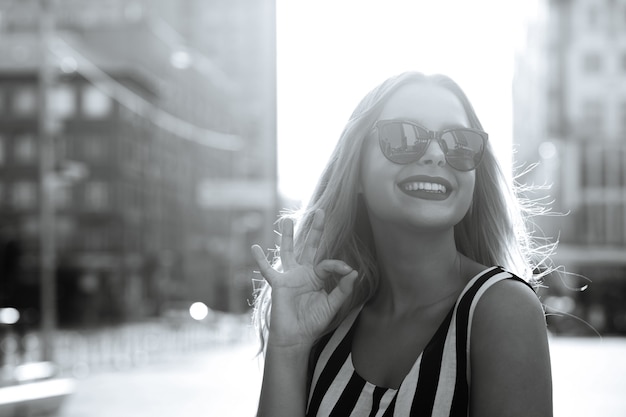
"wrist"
266,337,314,358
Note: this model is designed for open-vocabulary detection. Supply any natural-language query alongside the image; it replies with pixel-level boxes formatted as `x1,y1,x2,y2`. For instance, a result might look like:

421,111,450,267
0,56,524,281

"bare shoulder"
471,275,548,357
473,277,545,329
470,276,553,417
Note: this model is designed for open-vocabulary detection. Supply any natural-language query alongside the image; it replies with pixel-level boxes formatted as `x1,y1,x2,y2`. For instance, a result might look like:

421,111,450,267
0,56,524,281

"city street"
58,334,263,417
55,333,626,417
1,2,625,417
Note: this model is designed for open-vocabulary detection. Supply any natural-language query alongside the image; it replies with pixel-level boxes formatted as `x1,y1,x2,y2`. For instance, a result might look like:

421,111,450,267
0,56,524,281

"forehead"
378,83,469,130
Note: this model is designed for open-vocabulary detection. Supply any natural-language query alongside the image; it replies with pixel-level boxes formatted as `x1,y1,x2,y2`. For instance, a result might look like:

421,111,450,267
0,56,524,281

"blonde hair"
253,71,555,350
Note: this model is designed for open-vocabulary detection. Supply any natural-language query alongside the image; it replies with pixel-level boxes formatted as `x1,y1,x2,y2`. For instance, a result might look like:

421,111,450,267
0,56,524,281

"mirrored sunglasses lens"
440,130,485,170
380,122,428,163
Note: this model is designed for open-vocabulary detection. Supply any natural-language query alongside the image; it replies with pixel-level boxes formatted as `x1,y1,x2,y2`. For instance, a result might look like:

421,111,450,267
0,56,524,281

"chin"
402,209,467,232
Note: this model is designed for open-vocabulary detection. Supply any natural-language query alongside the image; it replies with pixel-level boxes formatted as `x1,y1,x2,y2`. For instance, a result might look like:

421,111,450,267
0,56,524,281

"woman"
251,72,553,416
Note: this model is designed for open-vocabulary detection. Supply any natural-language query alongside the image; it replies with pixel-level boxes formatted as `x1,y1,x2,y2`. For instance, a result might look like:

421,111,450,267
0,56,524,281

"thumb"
313,259,354,280
326,270,358,313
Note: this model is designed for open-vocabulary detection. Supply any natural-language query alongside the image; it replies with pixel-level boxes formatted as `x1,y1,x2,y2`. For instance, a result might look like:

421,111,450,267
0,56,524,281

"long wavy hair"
253,71,555,351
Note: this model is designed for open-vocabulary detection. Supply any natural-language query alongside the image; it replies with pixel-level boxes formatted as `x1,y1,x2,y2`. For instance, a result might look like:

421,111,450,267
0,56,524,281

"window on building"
83,227,106,250
582,52,603,74
605,204,625,245
11,180,37,209
82,85,112,119
581,144,604,187
13,133,37,164
581,99,605,136
620,101,626,136
0,135,5,165
125,139,142,170
54,215,75,249
49,84,76,119
124,227,141,251
604,147,624,187
22,216,39,238
54,186,72,209
584,204,605,244
0,87,5,113
84,181,109,210
12,85,37,116
82,134,105,161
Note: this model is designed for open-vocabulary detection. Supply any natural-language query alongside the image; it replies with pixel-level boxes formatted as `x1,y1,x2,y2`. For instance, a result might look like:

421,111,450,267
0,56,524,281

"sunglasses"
374,119,488,171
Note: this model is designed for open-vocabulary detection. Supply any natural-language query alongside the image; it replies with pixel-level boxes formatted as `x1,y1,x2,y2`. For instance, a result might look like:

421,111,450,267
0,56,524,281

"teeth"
403,182,447,193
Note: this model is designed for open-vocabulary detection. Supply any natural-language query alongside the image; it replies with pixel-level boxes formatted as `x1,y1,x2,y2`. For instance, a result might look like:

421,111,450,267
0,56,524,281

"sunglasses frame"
374,119,488,171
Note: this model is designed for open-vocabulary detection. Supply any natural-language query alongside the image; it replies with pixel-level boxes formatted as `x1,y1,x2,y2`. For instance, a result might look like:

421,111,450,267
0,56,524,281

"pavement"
58,338,262,417
46,333,626,417
550,336,626,417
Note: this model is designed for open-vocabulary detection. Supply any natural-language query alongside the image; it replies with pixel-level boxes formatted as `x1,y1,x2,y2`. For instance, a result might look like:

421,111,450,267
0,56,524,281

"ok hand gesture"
251,209,358,349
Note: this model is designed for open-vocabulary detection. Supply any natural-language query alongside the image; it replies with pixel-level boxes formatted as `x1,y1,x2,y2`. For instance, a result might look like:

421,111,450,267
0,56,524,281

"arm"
257,343,311,417
470,279,553,417
252,210,358,417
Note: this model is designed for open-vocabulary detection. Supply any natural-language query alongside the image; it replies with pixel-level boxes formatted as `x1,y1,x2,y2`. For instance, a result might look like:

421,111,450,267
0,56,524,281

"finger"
251,244,279,286
279,219,298,269
313,259,354,280
326,270,358,313
301,209,325,265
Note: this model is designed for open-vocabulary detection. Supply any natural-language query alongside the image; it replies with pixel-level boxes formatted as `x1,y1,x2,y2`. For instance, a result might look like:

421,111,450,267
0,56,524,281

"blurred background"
0,0,624,416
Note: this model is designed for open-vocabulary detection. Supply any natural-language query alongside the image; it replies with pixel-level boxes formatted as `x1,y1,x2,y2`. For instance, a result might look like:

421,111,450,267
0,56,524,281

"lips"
397,175,453,201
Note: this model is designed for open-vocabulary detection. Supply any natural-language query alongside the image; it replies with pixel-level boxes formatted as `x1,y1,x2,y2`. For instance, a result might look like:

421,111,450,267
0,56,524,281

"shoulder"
472,270,543,324
470,269,547,354
469,270,553,416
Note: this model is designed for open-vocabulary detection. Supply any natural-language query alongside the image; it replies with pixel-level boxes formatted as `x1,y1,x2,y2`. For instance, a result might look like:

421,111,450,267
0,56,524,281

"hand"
251,209,358,349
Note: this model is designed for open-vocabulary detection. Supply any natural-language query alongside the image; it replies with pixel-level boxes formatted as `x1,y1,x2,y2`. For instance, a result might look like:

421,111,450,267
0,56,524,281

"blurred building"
0,0,277,327
514,0,626,334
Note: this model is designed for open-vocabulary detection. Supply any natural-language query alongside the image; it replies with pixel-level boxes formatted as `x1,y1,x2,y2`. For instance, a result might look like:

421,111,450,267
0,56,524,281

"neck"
368,217,464,316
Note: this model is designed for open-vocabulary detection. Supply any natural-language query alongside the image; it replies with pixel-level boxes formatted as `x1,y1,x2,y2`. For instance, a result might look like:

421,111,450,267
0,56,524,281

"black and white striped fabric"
306,266,532,417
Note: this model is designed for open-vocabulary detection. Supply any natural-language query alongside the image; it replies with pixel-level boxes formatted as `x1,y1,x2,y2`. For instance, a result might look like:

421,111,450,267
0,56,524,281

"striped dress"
305,266,533,417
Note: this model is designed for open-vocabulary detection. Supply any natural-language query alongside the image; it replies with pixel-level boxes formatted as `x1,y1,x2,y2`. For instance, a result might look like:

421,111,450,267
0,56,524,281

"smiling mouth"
397,177,452,201
401,181,447,194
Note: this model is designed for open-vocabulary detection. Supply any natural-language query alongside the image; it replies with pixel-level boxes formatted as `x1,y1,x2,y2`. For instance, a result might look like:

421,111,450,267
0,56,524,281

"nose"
418,139,446,167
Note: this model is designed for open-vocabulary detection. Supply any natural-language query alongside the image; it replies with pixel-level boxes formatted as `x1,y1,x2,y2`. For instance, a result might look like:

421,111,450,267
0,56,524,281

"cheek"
359,144,398,213
458,174,476,211
359,141,395,191
359,140,379,188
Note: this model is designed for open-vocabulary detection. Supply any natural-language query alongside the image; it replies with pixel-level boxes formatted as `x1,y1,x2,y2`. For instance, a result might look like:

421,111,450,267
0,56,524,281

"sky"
276,0,536,205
